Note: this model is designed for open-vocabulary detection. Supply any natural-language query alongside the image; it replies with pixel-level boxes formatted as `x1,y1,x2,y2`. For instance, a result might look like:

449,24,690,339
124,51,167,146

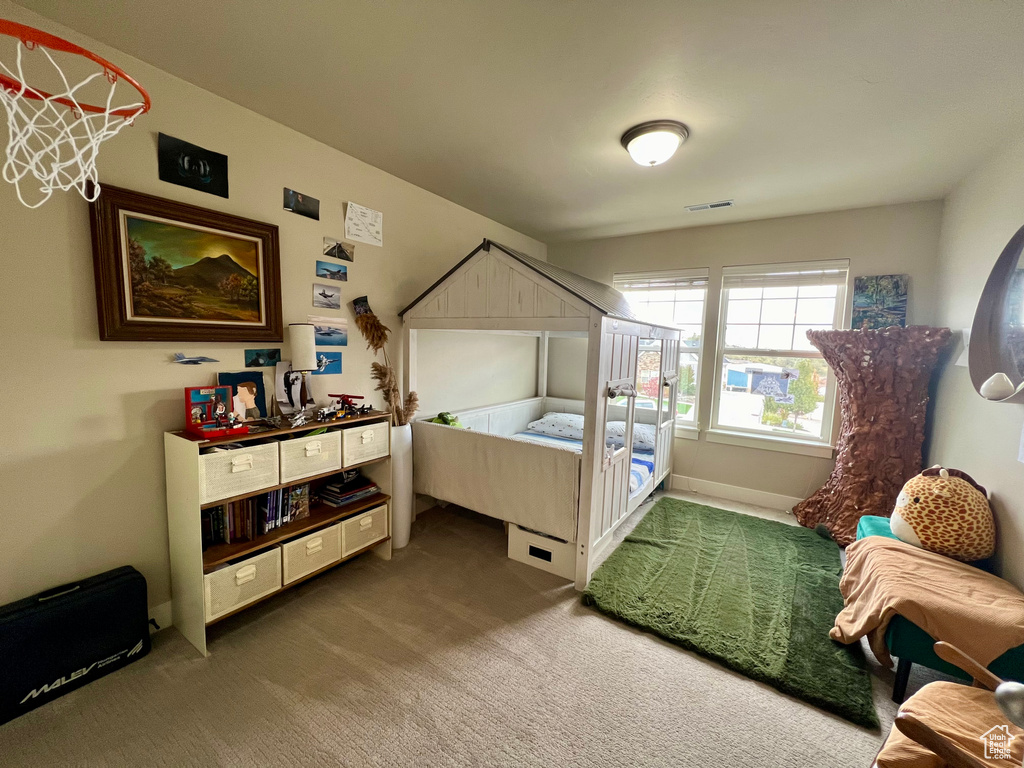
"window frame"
613,268,709,430
709,260,849,448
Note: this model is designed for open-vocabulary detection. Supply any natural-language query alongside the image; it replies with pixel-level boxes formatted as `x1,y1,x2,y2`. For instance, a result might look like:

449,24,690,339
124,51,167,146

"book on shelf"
289,484,310,522
320,475,380,507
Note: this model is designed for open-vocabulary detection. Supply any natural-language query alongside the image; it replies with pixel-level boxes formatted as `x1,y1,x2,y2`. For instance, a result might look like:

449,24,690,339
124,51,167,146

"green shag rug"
583,498,878,728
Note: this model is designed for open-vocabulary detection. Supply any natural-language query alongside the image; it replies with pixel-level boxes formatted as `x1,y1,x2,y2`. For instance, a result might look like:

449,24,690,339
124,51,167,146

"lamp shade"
288,323,317,372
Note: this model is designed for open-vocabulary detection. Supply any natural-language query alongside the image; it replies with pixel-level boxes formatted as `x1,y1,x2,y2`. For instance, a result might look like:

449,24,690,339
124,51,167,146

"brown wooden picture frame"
90,184,283,342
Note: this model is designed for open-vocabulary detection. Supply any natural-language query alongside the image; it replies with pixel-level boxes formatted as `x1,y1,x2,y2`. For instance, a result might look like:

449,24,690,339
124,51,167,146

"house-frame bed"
400,239,680,590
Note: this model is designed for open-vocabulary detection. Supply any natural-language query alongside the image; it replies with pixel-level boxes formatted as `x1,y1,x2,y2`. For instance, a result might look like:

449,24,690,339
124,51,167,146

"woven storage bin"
203,548,281,622
279,431,341,483
341,505,388,556
281,524,342,584
341,422,390,467
199,443,279,505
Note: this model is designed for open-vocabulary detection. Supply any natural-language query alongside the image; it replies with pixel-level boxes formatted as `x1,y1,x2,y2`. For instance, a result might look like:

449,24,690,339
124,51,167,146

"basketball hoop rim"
0,19,150,118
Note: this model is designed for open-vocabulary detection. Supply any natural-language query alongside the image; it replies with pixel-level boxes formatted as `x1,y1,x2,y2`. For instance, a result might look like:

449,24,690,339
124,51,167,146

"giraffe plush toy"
889,465,996,562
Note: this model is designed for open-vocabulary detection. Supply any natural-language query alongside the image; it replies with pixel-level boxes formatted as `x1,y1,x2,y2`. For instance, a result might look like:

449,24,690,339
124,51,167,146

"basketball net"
0,38,146,209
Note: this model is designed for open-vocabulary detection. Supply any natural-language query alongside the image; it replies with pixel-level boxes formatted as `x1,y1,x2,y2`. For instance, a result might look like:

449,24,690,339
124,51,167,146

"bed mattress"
512,431,654,497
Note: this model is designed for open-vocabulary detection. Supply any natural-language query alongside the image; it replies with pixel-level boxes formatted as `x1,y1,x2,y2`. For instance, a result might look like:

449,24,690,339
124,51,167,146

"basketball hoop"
0,19,150,208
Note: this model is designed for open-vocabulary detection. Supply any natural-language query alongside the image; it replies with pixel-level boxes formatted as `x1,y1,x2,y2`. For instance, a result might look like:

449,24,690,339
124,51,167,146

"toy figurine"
213,397,229,427
327,393,369,418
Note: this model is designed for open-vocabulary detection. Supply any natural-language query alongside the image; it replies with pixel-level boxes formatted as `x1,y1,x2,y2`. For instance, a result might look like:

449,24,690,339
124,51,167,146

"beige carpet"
0,495,928,767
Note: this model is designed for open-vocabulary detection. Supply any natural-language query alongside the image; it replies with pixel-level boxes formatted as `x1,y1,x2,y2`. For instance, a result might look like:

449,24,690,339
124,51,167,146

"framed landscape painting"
90,185,283,341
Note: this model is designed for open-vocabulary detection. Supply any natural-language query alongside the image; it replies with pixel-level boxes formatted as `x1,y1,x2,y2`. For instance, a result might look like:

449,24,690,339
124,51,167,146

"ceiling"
16,0,1024,242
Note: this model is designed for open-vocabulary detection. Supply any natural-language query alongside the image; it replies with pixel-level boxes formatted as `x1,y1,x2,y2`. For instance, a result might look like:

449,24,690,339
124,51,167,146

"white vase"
390,423,413,549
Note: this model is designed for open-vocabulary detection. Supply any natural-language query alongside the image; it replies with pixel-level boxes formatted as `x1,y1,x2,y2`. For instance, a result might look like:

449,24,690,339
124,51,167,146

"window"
614,269,708,426
711,260,849,444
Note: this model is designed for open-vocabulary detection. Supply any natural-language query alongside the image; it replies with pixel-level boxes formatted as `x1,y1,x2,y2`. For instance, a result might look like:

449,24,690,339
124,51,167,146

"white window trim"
704,428,834,458
614,268,708,430
674,424,700,440
709,260,849,452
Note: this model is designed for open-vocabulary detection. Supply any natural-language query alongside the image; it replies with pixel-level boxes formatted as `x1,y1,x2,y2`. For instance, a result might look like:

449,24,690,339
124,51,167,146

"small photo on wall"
244,348,281,367
313,350,342,375
283,187,320,220
313,283,341,309
158,133,229,198
852,274,909,330
323,236,354,262
309,315,348,346
316,260,347,282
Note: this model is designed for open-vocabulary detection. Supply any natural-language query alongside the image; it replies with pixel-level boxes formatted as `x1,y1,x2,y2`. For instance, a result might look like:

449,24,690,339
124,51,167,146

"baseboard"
670,474,802,512
149,600,173,633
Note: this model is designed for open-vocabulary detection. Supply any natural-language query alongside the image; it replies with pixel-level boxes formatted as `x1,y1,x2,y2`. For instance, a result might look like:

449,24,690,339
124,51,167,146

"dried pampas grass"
354,313,391,354
356,298,417,425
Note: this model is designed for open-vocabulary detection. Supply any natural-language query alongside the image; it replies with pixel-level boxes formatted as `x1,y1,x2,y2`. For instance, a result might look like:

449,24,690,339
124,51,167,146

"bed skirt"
412,421,581,542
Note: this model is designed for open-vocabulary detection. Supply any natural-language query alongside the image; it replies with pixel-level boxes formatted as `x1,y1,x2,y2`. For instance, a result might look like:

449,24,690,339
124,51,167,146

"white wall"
546,336,589,400
548,201,944,501
415,331,539,416
0,1,544,611
928,136,1024,588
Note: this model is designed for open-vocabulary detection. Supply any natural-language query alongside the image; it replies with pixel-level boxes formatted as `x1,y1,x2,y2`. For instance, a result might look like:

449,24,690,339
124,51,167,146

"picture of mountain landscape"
124,214,263,323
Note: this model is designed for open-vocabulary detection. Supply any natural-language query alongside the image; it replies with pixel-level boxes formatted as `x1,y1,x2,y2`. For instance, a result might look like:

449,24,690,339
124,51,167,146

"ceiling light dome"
621,120,689,166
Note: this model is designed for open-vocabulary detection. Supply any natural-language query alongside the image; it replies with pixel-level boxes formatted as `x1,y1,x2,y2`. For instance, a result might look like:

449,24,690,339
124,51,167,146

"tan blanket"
877,681,1024,767
830,537,1024,668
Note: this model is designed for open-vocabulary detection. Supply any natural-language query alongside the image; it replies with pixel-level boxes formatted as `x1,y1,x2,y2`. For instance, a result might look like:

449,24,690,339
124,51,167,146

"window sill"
674,424,699,440
704,429,835,459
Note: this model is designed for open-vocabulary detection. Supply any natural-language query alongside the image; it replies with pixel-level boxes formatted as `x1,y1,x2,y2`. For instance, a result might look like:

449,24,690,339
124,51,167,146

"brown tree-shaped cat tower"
793,326,952,545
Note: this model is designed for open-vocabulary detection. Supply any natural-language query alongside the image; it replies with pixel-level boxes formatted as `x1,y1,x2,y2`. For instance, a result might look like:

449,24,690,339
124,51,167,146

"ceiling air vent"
686,199,734,212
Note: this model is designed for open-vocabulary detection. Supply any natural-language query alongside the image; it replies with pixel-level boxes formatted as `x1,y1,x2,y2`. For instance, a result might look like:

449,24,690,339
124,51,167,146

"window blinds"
613,268,709,292
721,260,849,289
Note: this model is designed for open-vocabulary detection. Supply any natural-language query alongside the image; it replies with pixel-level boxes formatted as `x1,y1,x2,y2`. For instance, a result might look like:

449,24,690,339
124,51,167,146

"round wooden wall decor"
969,224,1024,403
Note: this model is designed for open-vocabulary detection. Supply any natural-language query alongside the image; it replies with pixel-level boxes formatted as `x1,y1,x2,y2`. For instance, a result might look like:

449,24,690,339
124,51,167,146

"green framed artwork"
852,274,908,330
90,185,283,341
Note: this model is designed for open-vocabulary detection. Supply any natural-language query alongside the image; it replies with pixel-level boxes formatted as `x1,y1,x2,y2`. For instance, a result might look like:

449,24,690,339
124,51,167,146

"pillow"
528,412,657,451
526,412,585,440
605,421,656,451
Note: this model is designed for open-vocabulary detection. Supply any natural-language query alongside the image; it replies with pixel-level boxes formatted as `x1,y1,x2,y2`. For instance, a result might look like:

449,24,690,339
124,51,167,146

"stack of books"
200,484,310,548
320,476,380,507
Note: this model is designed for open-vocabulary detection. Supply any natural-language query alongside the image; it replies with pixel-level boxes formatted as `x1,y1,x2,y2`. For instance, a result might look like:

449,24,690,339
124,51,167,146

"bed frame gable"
403,248,590,323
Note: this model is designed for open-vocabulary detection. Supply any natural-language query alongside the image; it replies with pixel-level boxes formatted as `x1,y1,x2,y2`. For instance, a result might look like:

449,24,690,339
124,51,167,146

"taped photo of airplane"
312,351,342,375
308,315,348,346
312,282,341,309
323,236,354,262
316,260,348,282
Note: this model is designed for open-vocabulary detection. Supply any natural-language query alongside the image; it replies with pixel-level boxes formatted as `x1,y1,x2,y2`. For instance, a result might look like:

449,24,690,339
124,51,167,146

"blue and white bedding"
512,430,654,497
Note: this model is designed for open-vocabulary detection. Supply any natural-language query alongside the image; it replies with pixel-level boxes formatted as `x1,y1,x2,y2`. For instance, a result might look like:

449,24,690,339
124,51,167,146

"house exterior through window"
712,260,849,445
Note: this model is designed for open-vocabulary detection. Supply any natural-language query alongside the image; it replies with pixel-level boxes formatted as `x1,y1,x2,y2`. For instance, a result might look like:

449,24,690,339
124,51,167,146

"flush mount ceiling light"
620,120,689,167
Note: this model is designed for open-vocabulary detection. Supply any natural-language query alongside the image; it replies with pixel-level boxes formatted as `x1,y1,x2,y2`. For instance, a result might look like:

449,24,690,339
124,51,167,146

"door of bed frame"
575,312,643,589
656,337,679,485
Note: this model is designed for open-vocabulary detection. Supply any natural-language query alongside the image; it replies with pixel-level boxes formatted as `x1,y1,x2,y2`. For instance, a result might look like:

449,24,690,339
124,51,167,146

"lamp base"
299,371,312,409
